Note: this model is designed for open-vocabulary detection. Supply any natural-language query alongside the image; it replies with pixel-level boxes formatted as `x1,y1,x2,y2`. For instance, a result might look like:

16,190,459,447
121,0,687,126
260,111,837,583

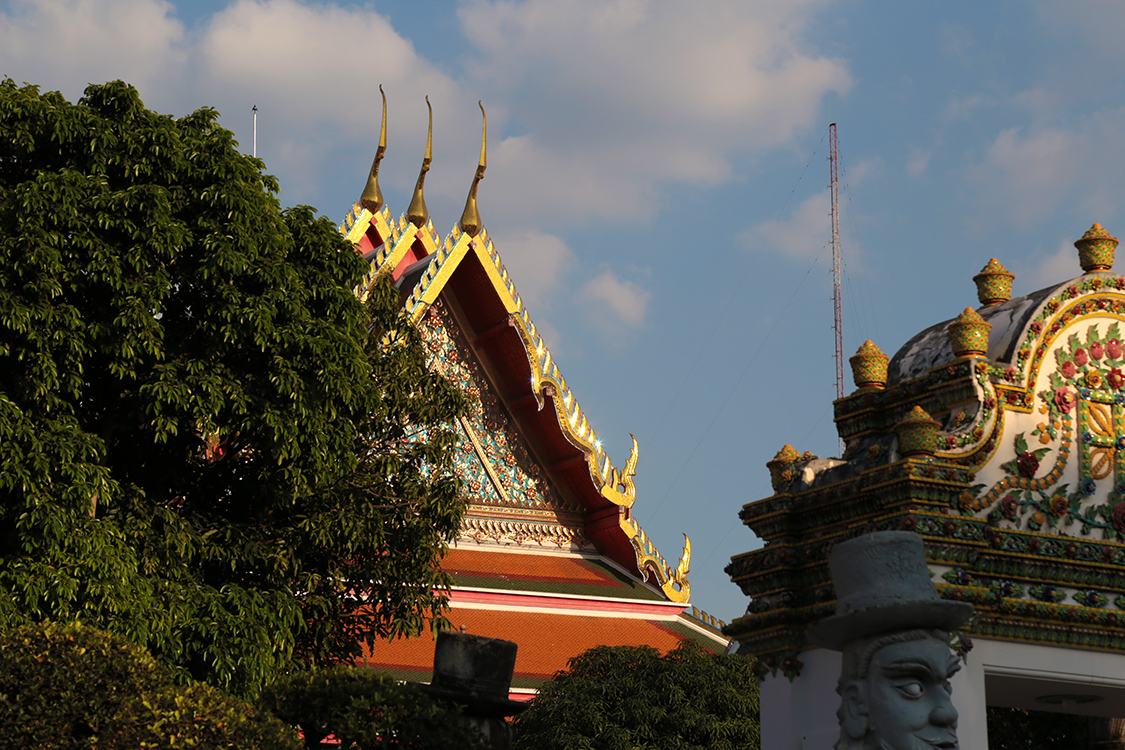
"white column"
953,645,989,750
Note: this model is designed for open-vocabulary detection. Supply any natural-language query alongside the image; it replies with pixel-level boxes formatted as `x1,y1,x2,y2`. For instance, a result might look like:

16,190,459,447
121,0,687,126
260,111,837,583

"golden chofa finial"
458,101,488,238
359,85,388,214
406,96,433,229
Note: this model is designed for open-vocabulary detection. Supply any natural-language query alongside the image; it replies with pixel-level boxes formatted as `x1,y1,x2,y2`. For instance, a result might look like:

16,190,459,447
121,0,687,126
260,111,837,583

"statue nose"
930,694,959,727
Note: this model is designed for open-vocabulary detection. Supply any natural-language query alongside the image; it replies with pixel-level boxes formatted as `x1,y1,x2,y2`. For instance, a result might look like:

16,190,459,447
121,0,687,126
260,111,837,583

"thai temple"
338,96,727,700
728,224,1125,747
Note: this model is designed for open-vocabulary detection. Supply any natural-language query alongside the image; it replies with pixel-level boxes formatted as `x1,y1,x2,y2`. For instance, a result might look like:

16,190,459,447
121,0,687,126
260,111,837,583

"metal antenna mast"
830,123,843,401
252,105,258,158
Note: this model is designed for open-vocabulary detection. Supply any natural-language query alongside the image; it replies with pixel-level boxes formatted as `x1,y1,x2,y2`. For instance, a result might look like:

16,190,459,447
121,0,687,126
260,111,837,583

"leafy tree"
261,665,489,749
512,642,760,750
0,621,302,749
0,79,468,696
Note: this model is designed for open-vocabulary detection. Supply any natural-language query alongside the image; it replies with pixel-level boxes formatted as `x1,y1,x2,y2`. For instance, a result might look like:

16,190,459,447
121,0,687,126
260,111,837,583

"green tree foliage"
512,642,760,750
986,706,1091,749
261,665,489,749
0,621,301,749
0,79,468,695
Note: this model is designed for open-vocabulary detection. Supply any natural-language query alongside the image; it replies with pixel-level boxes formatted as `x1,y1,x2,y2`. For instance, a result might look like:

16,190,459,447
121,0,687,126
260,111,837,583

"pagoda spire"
359,85,388,214
458,101,487,238
406,96,432,228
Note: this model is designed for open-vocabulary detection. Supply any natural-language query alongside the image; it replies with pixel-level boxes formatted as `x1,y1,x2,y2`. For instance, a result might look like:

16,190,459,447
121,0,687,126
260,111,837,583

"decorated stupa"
728,226,1125,747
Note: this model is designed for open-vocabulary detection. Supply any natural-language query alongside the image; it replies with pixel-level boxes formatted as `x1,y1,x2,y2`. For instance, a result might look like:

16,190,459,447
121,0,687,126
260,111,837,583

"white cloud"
1024,239,1082,290
842,156,880,185
906,149,930,177
0,0,852,249
740,190,830,260
491,229,575,309
195,0,476,198
458,0,851,226
0,0,187,100
965,125,1089,227
198,0,462,135
578,269,651,328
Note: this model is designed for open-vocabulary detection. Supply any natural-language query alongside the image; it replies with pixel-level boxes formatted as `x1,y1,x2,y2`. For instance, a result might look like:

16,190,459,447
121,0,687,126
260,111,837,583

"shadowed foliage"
261,665,489,749
0,622,301,750
0,79,467,696
986,706,1092,749
512,642,759,750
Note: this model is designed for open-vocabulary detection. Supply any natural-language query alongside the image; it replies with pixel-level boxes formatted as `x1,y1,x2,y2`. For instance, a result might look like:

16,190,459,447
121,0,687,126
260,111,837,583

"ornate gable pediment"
417,300,589,549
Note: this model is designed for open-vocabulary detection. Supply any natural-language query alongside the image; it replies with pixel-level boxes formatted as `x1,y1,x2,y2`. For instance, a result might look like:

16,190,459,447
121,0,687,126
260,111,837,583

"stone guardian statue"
807,531,974,750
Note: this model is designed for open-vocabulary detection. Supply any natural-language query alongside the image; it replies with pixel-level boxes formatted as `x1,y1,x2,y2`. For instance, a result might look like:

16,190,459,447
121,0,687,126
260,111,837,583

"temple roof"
338,157,688,601
442,548,667,602
361,544,727,696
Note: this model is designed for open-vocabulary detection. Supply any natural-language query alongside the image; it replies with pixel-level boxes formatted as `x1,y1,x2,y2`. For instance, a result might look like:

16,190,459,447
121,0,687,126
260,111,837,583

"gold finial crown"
849,340,889,389
948,307,992,357
359,85,388,214
406,96,433,229
458,101,488,238
972,258,1015,307
896,405,942,457
1075,222,1118,273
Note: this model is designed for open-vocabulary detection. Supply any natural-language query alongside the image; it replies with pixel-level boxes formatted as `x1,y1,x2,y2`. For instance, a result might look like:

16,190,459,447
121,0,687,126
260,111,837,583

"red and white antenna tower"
829,123,843,401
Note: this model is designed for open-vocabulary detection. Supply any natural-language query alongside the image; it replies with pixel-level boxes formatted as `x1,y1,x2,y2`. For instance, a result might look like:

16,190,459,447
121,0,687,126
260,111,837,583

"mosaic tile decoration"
417,301,586,547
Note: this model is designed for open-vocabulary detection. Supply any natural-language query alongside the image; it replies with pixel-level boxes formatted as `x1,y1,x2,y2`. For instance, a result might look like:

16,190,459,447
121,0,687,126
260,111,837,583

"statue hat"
416,630,528,717
807,531,973,651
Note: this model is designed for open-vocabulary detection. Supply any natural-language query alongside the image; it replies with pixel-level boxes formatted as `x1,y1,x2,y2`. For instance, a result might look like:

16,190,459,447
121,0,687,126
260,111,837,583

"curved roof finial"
458,101,488,238
406,96,433,228
359,85,388,214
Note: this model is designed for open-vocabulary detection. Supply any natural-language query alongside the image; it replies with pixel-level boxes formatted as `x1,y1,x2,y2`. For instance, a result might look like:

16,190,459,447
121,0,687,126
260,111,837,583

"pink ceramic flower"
1074,348,1089,367
1110,339,1124,359
1092,341,1105,360
1017,451,1040,478
1055,387,1076,413
1061,360,1077,379
1000,494,1018,520
1114,504,1125,533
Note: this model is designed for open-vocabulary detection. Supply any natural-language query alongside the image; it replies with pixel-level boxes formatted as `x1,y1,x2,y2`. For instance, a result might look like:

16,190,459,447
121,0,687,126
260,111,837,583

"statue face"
864,636,960,750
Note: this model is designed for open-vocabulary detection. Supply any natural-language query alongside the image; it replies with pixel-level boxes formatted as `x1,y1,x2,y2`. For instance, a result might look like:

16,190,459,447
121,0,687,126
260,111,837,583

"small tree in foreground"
261,665,489,749
512,642,759,750
0,622,301,750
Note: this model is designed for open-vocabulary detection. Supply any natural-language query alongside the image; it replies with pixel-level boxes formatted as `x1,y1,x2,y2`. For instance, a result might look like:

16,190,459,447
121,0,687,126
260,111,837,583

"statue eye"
897,682,924,698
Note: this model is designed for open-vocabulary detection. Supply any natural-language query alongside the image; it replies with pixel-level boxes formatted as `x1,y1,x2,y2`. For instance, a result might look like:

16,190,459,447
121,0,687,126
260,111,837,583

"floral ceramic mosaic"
416,301,586,547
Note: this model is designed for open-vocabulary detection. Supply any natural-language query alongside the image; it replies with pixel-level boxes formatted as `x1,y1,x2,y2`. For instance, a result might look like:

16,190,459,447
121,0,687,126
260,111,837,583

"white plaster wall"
760,648,841,750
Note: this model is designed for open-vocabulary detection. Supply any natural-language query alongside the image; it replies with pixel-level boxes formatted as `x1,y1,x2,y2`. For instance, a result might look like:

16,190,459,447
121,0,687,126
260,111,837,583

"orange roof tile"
358,608,701,688
444,548,627,588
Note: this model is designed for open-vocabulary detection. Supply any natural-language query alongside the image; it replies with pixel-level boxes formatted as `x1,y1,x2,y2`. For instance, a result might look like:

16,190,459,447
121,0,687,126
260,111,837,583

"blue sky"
5,0,1125,621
